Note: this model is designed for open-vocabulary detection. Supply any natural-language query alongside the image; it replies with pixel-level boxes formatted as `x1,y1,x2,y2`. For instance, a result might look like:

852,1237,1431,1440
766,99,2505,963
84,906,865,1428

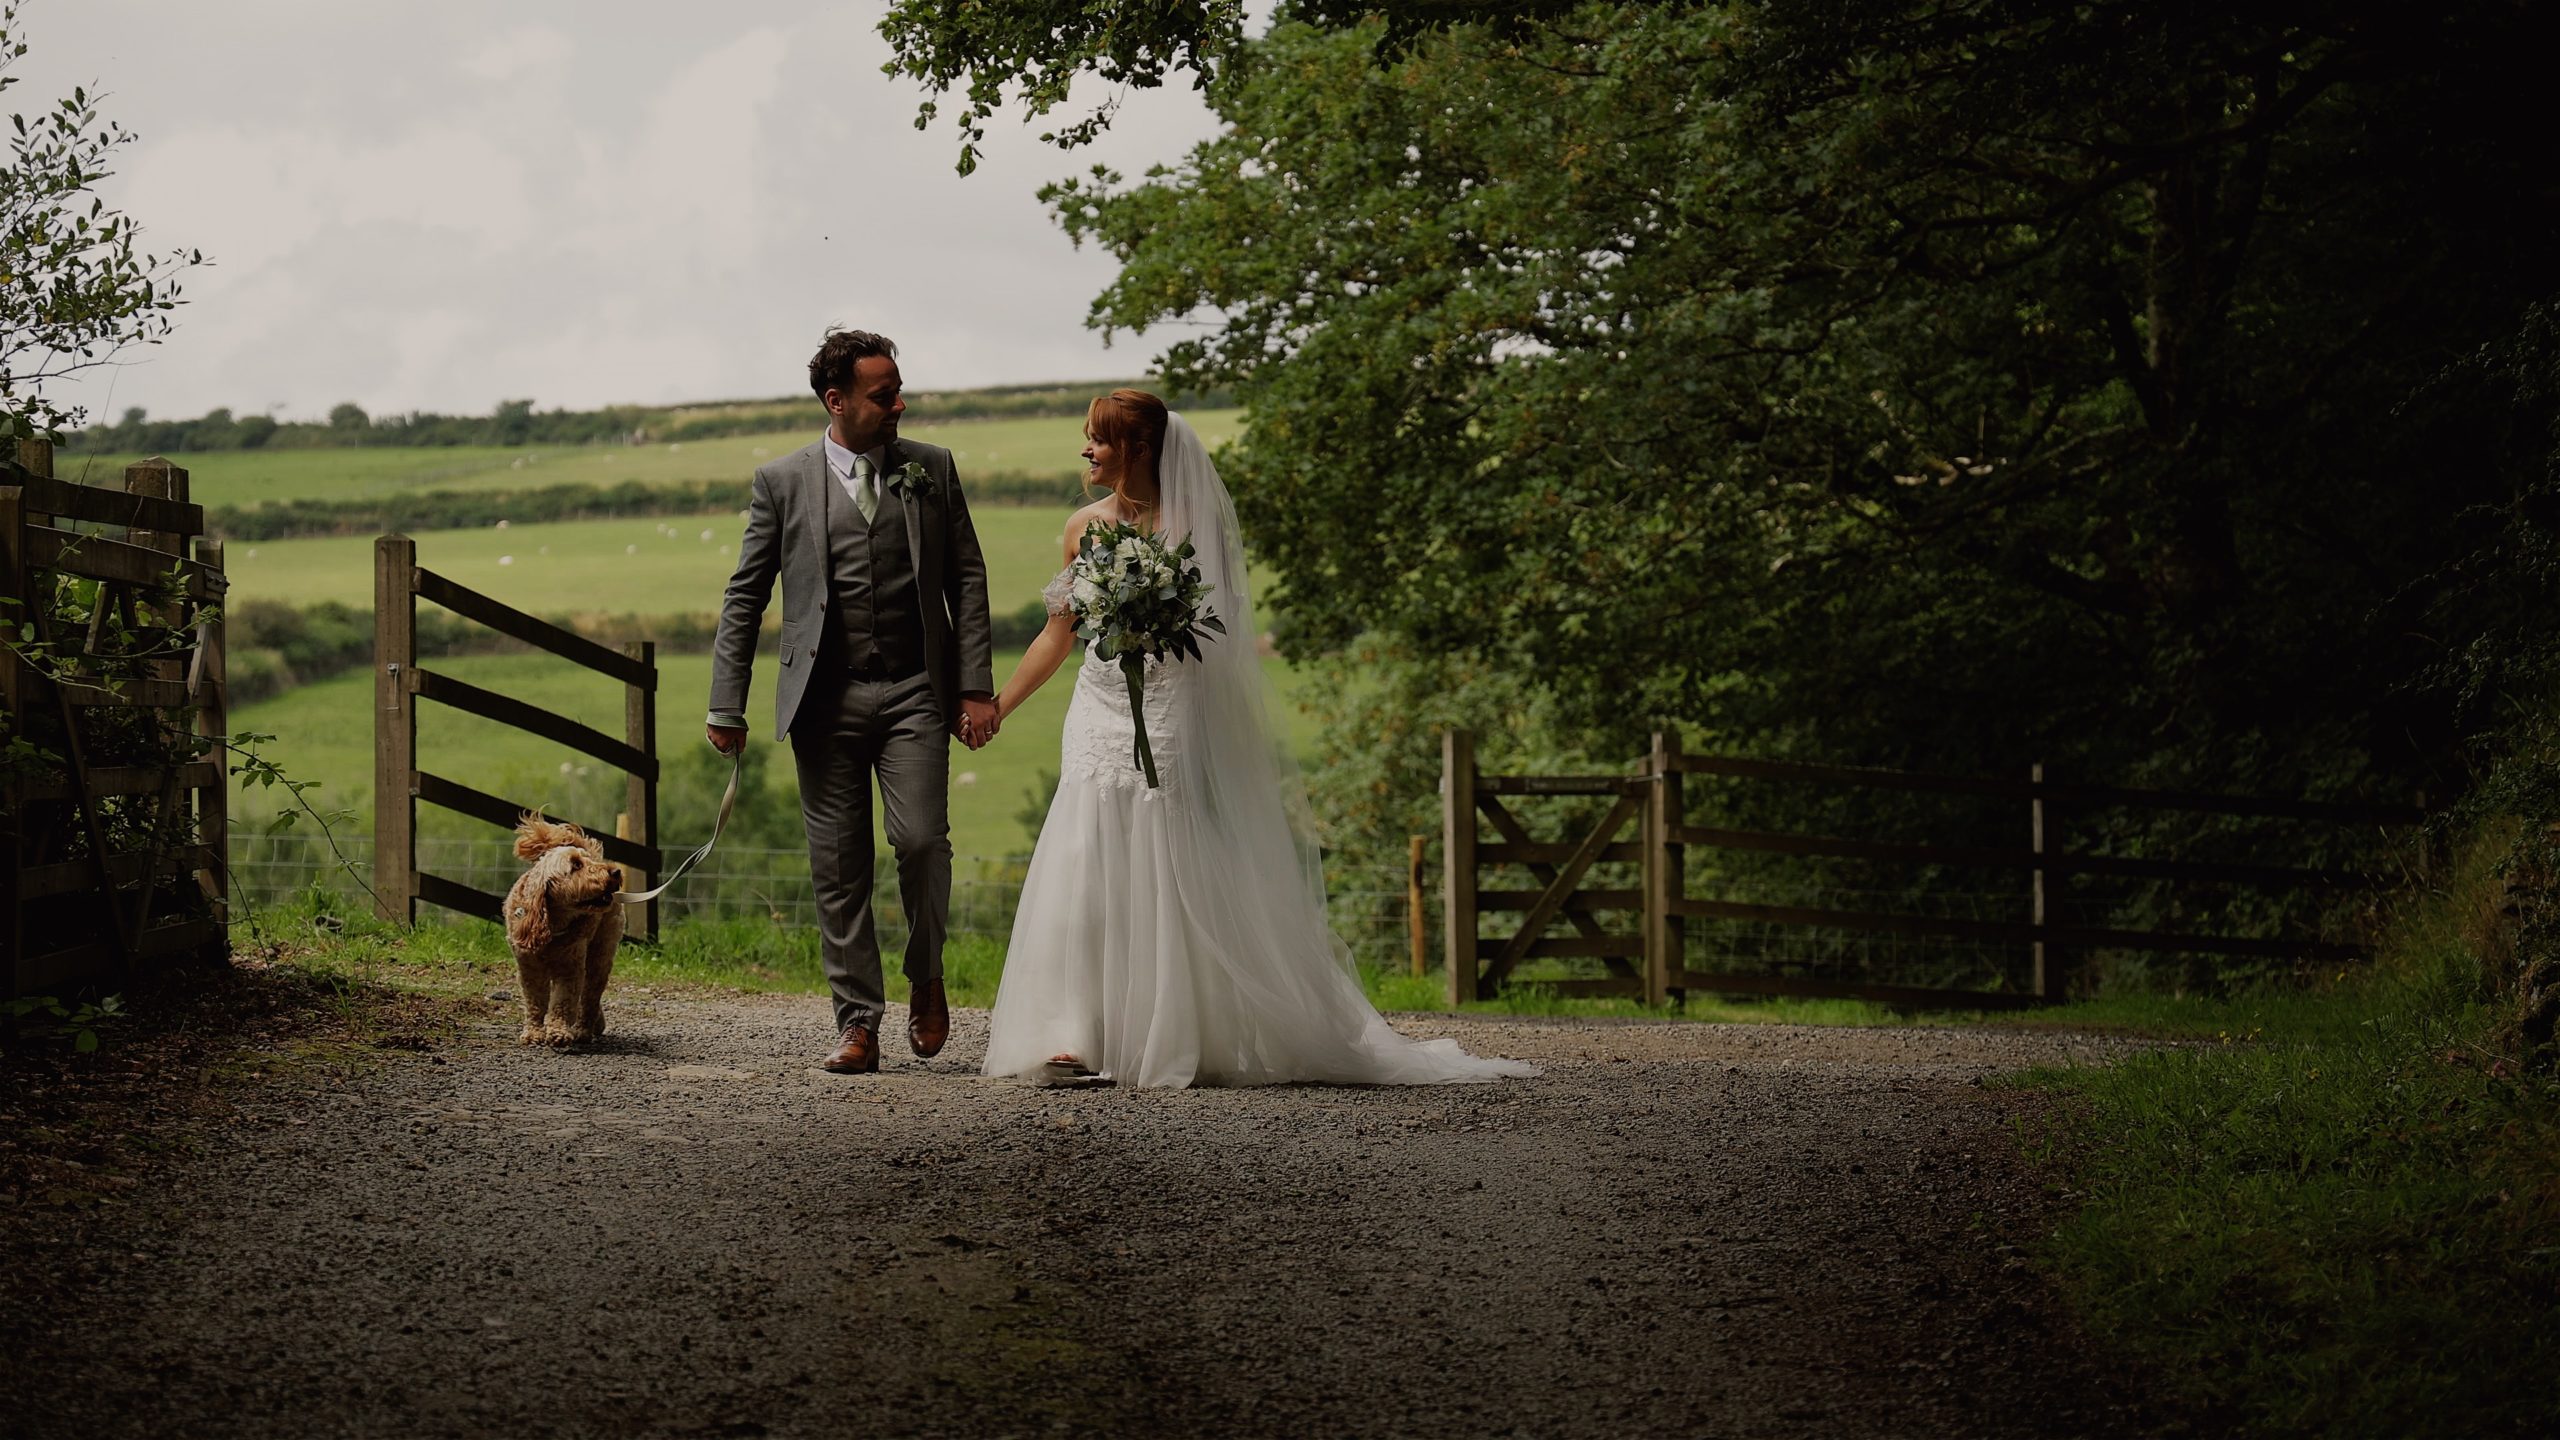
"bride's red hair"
1086,388,1169,484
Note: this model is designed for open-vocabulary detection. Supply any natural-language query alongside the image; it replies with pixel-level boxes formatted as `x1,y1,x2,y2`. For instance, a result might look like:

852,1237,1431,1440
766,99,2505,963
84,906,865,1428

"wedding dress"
980,416,1535,1089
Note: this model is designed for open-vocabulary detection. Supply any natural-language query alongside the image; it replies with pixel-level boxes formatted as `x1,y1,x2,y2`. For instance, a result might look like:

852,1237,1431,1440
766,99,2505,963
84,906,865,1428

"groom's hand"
958,695,1000,750
706,723,746,755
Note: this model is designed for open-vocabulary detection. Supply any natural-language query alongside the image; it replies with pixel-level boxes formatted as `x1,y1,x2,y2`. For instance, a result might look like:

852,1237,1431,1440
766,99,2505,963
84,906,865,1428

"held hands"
957,695,1002,751
715,705,997,751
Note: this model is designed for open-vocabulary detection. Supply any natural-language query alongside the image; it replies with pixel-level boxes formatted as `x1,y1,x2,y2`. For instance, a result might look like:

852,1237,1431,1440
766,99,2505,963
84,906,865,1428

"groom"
705,328,999,1074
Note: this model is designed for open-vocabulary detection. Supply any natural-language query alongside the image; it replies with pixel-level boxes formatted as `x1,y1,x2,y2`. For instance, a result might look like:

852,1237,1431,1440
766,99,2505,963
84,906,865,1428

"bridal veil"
981,413,1534,1087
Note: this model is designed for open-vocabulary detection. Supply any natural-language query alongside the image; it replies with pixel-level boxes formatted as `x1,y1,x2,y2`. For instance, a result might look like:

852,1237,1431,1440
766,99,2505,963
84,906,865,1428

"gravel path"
4,992,2168,1439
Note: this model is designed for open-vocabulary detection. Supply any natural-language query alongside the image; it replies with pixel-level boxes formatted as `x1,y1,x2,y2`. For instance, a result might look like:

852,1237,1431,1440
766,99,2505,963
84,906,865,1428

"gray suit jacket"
706,435,996,739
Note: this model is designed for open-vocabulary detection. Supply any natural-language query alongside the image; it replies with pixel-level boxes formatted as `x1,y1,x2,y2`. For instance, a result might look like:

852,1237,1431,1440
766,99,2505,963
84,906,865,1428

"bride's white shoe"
1037,1055,1111,1088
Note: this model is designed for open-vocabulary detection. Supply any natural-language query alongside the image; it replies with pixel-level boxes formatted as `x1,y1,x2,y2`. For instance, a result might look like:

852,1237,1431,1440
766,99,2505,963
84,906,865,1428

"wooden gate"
372,535,661,937
2,440,230,996
1442,730,1678,1006
1443,730,2423,1008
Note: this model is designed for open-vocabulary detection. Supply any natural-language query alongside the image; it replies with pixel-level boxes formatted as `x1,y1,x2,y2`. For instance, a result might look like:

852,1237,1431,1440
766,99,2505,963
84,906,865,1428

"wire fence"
227,831,1418,965
1678,883,2035,993
1674,872,2095,993
231,825,2354,996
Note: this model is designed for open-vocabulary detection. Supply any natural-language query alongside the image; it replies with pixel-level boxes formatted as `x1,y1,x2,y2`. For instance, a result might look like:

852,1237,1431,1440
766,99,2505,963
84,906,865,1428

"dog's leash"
620,747,744,904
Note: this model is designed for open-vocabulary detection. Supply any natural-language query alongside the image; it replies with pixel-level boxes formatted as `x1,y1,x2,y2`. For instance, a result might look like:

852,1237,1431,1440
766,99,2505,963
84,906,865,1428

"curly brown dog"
504,815,625,1047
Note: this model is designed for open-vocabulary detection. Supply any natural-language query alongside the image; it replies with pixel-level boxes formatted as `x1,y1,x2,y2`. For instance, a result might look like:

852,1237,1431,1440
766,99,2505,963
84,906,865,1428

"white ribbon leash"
620,748,743,904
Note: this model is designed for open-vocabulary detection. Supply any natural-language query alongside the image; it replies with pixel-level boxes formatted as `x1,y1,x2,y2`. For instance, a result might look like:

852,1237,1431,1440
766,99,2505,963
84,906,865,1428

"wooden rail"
410,668,656,778
2,441,230,999
1668,825,2373,890
1441,730,2422,1009
373,535,661,937
412,772,661,870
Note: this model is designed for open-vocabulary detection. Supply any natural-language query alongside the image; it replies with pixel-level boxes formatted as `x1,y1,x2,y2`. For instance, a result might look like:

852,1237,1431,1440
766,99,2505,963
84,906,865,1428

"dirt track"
1,992,2170,1439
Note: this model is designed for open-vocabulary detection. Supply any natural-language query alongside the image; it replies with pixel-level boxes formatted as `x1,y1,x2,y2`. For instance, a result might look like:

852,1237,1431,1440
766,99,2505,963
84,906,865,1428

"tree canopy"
897,2,2559,807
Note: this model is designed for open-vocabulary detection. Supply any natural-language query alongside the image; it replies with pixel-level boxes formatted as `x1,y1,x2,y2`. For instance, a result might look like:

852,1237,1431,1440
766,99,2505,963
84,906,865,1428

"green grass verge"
2007,877,2560,1438
614,922,1037,1008
1359,966,1989,1025
79,410,1245,508
243,886,2241,1030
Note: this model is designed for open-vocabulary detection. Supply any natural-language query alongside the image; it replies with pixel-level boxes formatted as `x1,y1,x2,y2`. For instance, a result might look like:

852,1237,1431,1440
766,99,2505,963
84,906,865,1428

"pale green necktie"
852,453,877,524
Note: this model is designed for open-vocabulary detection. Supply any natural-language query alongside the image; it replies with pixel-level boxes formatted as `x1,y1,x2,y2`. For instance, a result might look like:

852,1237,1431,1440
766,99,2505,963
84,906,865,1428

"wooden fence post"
114,460,187,954
1,483,24,999
2030,759,2055,1000
1407,834,1429,979
1645,731,1685,1007
124,461,183,686
195,536,229,956
624,639,658,943
36,449,129,975
2413,788,2433,885
1443,729,1478,1008
125,457,184,573
373,535,417,924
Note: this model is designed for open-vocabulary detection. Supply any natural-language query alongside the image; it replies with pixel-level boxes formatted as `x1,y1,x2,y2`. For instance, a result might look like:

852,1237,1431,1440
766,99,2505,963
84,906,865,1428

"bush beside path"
0,975,2159,1439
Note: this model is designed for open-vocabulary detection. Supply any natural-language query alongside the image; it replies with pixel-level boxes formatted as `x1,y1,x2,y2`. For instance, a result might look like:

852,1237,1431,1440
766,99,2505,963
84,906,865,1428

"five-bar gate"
373,534,662,937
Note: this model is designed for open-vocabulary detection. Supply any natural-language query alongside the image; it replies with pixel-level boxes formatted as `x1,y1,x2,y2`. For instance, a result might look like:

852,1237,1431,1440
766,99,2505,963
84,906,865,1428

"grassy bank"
2012,871,2560,1437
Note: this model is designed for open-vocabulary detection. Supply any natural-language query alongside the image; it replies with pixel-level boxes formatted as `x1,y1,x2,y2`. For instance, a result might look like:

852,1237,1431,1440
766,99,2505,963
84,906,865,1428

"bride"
979,389,1535,1089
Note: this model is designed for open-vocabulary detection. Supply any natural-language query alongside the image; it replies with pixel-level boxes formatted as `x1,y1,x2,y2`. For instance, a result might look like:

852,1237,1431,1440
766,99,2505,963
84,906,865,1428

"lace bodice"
1063,654,1183,793
1054,564,1185,794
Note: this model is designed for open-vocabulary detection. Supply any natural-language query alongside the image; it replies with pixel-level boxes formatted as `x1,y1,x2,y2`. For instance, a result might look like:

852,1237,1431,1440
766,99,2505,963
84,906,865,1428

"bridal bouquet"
1069,520,1224,787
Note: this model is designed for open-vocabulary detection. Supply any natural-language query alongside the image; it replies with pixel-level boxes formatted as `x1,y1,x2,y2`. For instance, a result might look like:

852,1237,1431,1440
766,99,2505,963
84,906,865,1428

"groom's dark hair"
809,328,898,398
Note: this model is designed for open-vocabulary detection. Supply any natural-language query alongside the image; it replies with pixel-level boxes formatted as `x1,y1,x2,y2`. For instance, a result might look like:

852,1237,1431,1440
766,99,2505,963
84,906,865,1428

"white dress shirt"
822,429,889,510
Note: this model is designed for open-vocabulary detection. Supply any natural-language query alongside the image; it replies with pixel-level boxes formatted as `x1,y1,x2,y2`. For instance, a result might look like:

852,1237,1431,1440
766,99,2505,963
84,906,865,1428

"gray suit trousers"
789,670,950,1033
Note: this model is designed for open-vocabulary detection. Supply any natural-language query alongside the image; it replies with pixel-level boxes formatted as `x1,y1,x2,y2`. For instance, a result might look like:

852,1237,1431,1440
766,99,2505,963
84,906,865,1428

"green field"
190,402,1296,881
225,503,1093,618
232,648,1324,865
76,409,1245,508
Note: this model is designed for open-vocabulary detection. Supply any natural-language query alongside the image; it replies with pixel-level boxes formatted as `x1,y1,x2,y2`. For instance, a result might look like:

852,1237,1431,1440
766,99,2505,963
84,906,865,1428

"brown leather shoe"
908,978,950,1059
819,1024,878,1074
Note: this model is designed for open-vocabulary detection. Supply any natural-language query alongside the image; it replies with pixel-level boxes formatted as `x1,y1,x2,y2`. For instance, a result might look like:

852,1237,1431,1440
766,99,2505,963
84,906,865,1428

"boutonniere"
891,459,932,495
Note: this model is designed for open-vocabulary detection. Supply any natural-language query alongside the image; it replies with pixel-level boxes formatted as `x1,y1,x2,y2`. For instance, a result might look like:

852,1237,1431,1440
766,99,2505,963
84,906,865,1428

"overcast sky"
15,1,1228,424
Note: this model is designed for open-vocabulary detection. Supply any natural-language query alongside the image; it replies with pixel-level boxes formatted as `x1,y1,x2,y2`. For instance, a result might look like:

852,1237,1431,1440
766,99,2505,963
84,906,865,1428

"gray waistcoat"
824,479,924,676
